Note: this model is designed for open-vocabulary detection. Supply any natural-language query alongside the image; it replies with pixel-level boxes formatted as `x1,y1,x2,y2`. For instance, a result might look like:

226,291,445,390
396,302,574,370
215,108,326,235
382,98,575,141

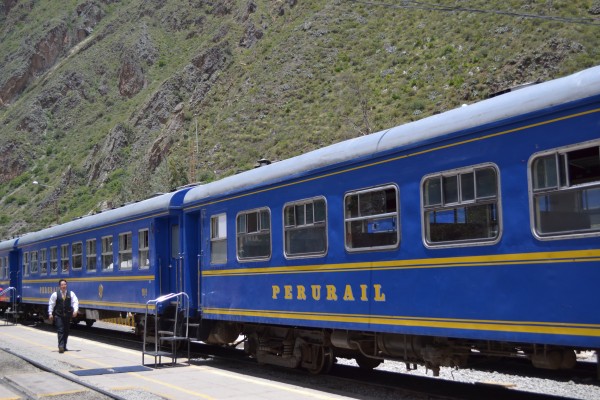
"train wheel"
308,345,334,375
356,355,382,370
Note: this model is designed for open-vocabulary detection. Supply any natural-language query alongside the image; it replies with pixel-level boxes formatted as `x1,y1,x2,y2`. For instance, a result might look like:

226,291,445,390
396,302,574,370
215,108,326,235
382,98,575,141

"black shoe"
59,347,65,353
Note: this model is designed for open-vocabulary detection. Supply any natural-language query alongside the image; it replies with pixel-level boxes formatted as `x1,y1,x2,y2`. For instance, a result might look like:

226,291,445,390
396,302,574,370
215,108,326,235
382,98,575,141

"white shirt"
48,290,79,317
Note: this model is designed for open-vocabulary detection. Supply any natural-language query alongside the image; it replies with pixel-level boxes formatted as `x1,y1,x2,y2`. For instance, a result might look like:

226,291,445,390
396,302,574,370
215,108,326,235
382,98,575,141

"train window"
530,143,600,237
50,246,58,274
30,251,38,274
210,214,227,264
138,229,150,269
171,225,179,259
61,244,69,273
22,252,29,276
422,165,500,246
101,236,113,271
118,232,133,270
72,242,83,270
344,185,399,251
284,197,327,258
237,208,271,261
86,239,97,272
40,249,47,274
0,257,5,279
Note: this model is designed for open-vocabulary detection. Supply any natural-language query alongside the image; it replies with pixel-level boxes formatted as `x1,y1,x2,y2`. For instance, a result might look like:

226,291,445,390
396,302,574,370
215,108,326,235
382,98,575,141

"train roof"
17,189,189,247
0,238,18,252
183,65,600,208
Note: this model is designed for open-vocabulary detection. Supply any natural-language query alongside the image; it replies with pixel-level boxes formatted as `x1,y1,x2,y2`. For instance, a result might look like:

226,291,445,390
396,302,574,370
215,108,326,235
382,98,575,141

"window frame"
86,239,97,272
22,251,29,277
50,246,58,274
138,229,150,270
61,244,69,273
101,235,114,271
118,232,133,270
344,184,400,252
30,250,38,274
236,207,272,262
72,242,83,270
421,163,502,248
283,196,328,259
210,214,227,265
40,249,47,275
528,140,600,240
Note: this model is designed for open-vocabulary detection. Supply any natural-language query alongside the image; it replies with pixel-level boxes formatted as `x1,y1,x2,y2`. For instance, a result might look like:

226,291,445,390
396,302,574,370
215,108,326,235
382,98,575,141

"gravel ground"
337,352,600,400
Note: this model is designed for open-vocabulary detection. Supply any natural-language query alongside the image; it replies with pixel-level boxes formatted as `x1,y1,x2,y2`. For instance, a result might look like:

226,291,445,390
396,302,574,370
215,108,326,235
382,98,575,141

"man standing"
48,279,79,353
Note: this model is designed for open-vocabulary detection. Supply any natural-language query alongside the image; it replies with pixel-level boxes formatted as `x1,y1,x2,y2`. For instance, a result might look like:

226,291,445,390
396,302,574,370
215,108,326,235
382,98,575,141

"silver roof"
17,191,182,246
0,238,18,252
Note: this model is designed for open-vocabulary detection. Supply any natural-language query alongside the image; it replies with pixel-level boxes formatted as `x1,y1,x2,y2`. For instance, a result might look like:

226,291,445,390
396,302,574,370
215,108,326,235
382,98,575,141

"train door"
170,222,184,294
197,210,205,315
10,250,19,299
181,208,202,317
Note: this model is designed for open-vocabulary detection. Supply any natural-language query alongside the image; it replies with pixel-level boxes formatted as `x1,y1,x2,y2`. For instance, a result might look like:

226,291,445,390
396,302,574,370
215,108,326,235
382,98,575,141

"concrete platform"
0,323,354,400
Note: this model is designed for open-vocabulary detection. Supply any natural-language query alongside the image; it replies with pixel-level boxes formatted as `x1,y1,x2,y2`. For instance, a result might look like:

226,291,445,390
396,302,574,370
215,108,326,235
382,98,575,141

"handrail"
142,292,190,366
0,287,17,325
0,286,16,297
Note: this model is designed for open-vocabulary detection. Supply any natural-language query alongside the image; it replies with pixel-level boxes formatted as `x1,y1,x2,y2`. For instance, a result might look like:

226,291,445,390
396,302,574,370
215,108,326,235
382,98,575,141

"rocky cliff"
0,0,599,237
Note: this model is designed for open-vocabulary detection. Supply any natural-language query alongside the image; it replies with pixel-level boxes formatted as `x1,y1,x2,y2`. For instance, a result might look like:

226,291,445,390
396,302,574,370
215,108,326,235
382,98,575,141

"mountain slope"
1,0,599,237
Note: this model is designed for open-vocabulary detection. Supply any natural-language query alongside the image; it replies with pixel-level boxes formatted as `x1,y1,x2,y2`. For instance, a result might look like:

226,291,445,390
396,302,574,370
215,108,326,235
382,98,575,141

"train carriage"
14,188,192,328
0,238,18,315
183,66,600,374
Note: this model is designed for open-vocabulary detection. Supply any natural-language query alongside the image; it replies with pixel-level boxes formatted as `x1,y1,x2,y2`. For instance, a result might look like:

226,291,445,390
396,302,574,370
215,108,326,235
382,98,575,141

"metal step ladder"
142,292,190,367
0,287,18,325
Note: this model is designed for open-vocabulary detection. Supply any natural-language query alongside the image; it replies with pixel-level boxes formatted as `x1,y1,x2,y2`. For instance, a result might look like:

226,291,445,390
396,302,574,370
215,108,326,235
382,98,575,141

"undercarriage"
200,320,588,376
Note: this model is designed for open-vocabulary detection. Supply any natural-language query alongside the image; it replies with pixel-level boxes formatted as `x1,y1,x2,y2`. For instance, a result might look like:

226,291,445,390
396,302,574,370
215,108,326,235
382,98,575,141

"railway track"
0,346,123,400
29,321,594,400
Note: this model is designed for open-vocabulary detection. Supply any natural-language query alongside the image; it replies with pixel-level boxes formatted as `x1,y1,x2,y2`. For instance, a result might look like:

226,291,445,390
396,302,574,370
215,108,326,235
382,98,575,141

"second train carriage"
182,66,600,373
14,188,193,327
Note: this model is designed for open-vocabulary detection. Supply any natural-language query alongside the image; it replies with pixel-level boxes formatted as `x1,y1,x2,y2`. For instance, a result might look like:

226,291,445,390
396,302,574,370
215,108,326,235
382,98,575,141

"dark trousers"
55,315,71,350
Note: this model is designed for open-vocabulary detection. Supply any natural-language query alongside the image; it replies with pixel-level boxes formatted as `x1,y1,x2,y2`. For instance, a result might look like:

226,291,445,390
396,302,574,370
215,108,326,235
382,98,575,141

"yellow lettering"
360,284,368,301
284,285,293,299
311,285,321,300
373,284,386,301
272,283,386,302
272,285,280,299
296,285,306,300
326,285,338,301
343,284,355,301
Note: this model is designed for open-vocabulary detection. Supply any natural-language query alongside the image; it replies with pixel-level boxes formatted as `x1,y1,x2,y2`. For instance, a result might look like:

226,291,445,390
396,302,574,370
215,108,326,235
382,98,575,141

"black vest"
54,291,73,318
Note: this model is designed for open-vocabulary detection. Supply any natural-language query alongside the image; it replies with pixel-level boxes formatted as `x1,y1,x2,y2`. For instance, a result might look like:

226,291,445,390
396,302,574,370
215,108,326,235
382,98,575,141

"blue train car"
183,66,600,373
0,238,19,314
15,188,192,328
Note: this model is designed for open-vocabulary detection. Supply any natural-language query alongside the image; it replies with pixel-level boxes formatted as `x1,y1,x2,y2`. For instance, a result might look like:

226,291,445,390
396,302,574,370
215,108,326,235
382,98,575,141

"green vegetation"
0,0,599,238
